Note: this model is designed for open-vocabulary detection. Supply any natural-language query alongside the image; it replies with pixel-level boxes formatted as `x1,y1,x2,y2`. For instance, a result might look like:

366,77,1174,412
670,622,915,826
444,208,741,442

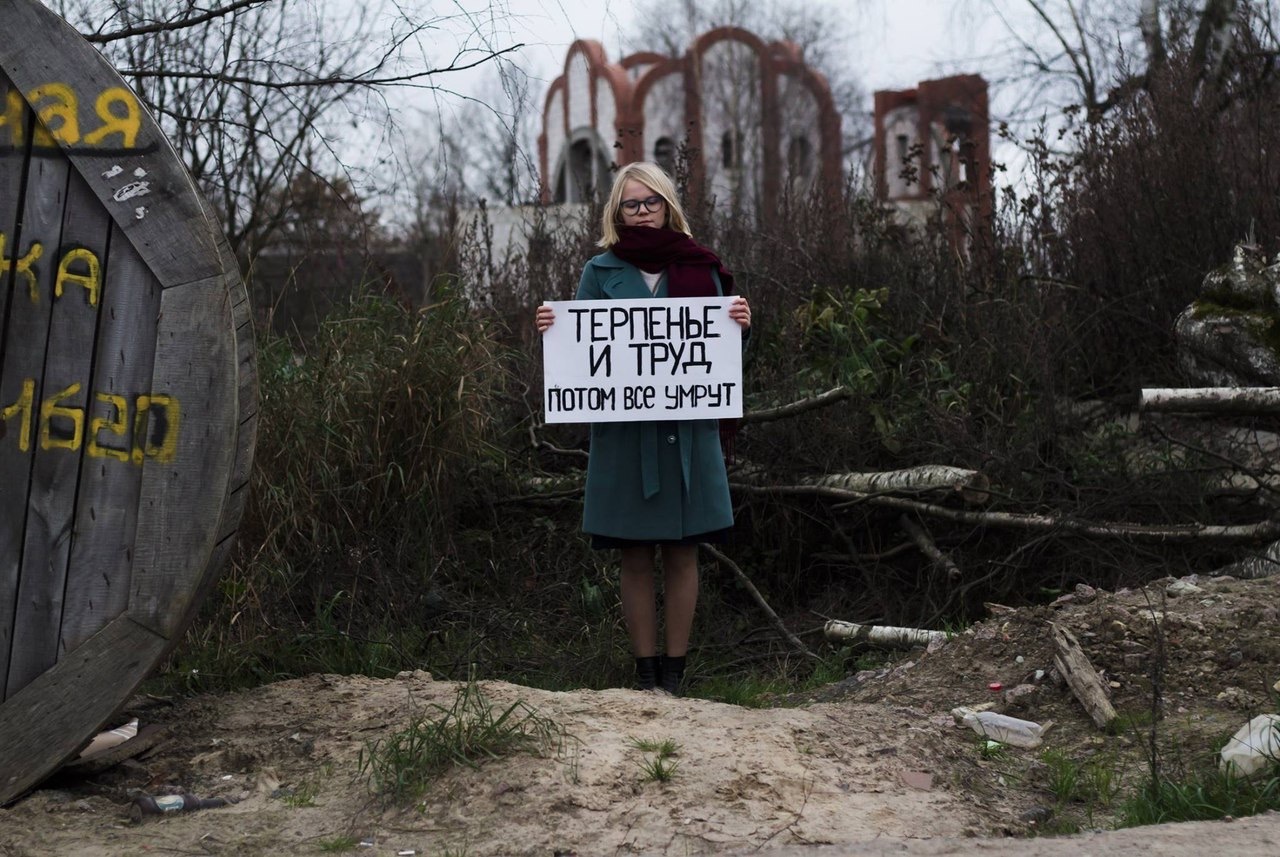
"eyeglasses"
620,195,666,215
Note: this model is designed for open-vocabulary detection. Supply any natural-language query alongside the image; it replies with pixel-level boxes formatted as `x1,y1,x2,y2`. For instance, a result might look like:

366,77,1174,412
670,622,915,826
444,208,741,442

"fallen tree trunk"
1140,387,1280,414
1051,623,1118,730
802,465,990,505
824,620,948,648
1213,540,1280,579
732,482,1280,543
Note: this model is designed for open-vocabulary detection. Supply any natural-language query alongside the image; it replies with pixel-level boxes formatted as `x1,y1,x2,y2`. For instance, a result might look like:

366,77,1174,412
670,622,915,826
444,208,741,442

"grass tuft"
1117,763,1280,827
318,836,360,853
631,736,681,784
358,678,567,801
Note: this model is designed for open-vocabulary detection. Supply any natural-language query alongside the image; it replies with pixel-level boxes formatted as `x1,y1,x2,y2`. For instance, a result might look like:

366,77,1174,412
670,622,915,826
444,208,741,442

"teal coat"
576,251,735,541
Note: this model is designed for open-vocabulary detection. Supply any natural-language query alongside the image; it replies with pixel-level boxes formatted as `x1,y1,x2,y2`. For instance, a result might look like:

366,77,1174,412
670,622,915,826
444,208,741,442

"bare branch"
83,0,271,43
117,44,523,91
702,543,820,662
528,424,589,460
741,386,852,424
1026,0,1098,109
899,514,962,580
732,482,1280,543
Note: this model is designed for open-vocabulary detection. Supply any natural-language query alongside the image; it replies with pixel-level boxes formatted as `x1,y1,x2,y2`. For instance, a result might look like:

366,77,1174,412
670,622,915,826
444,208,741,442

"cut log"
1140,387,1280,414
801,465,991,504
732,482,1280,543
1213,540,1280,580
824,620,948,649
1050,623,1118,730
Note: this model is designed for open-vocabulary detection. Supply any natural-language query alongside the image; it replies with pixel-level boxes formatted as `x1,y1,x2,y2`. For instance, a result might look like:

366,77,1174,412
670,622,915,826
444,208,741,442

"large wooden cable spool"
0,0,257,804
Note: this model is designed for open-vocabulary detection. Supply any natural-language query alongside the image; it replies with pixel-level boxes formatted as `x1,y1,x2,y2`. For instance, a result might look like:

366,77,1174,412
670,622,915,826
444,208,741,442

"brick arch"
539,40,636,202
537,76,568,202
689,24,774,60
595,58,638,164
688,26,780,215
773,58,844,195
630,57,686,168
621,51,670,73
768,39,804,64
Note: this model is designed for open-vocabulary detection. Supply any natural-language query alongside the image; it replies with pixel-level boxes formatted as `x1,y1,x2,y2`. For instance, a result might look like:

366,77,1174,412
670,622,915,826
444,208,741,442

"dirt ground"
2,573,1280,856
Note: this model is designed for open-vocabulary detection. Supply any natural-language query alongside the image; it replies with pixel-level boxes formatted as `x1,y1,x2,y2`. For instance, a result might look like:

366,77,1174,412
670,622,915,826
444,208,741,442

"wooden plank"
5,167,110,696
0,0,220,289
1051,622,1119,730
0,106,69,701
128,273,237,638
0,71,28,694
0,613,167,805
207,217,257,548
162,230,257,651
58,223,160,655
0,71,23,277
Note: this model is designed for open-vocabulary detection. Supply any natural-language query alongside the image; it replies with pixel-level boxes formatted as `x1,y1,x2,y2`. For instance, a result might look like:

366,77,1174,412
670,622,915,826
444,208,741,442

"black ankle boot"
635,656,660,690
660,655,685,696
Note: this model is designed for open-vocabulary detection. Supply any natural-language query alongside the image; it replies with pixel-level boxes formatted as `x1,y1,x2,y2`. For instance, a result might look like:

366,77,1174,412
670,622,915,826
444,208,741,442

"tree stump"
0,0,255,804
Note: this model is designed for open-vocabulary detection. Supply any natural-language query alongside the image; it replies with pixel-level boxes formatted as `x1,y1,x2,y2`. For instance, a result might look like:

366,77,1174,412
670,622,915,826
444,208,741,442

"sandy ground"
3,573,1280,855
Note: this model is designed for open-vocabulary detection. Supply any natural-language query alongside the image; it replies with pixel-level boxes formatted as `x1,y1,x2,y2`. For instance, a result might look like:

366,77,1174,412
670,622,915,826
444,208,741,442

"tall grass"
171,285,514,691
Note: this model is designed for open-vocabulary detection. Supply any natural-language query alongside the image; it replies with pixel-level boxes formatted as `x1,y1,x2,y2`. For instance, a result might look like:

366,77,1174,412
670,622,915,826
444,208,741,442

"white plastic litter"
78,717,139,760
953,706,1044,748
1219,713,1280,777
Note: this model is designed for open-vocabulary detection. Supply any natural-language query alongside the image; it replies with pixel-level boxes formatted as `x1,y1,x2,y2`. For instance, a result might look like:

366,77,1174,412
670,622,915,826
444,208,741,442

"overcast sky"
328,0,1054,201
448,0,1002,102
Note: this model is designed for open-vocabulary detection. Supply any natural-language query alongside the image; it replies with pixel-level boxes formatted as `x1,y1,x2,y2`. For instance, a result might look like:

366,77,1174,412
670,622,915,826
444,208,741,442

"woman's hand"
729,296,751,330
536,304,555,333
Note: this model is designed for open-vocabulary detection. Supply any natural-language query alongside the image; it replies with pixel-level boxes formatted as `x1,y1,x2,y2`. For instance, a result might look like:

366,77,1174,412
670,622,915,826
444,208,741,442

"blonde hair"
597,161,692,248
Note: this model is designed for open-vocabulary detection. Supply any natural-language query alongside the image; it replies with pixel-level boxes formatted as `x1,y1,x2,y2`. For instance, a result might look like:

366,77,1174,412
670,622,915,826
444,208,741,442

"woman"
536,162,751,695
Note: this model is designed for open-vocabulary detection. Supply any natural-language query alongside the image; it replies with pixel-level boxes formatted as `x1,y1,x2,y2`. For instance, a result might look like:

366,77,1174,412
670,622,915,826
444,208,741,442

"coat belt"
640,422,695,501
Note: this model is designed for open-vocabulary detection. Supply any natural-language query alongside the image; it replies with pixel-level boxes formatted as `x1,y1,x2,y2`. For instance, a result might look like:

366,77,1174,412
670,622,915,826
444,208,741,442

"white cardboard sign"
542,296,742,423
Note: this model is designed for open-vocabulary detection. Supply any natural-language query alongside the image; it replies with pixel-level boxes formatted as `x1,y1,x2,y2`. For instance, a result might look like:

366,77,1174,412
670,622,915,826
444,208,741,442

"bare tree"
985,0,1277,120
49,0,521,260
450,62,540,207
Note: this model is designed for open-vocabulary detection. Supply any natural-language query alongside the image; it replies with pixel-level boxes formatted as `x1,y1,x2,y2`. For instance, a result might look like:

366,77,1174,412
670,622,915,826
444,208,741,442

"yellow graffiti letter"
0,88,24,147
0,233,43,303
28,83,80,146
132,394,180,464
40,382,84,452
88,393,130,462
55,247,100,306
84,87,141,149
2,379,36,453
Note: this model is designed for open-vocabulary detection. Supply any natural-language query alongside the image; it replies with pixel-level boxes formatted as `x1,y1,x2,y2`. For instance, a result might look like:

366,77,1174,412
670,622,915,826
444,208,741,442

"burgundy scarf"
611,225,736,298
611,225,739,461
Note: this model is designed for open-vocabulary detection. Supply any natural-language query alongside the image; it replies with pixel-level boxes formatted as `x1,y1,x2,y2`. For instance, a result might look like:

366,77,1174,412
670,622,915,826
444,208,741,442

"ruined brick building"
873,74,992,240
538,27,844,218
